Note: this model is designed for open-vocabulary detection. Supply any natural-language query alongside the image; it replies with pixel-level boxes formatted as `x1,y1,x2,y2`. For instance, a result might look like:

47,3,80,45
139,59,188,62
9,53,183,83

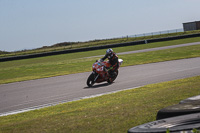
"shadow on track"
83,82,114,89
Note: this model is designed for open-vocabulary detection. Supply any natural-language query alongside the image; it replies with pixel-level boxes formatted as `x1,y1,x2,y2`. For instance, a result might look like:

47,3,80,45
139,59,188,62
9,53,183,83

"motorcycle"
87,59,123,87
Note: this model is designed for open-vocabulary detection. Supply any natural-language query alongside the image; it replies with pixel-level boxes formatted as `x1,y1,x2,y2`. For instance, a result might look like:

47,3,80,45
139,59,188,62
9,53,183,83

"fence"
117,28,184,39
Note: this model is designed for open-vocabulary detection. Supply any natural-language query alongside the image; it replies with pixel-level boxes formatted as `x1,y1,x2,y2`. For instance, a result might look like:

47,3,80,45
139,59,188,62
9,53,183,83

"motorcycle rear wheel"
107,70,118,84
87,73,95,87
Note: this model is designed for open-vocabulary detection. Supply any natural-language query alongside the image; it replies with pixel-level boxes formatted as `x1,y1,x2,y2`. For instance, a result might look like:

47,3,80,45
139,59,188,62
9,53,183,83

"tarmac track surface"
0,44,200,116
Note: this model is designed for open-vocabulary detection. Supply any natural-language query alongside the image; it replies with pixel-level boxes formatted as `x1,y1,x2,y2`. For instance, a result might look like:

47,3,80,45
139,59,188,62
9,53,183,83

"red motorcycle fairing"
92,61,111,83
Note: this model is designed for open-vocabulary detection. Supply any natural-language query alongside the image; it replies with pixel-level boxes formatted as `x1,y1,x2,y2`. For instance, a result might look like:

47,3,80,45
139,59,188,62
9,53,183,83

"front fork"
93,71,99,82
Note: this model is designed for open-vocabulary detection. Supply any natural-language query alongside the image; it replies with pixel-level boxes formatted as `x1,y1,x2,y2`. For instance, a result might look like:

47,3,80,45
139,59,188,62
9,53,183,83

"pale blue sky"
0,0,200,51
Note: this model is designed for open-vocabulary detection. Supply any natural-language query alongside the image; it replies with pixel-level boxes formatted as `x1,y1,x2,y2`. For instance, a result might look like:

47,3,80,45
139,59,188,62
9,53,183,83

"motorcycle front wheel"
87,73,95,87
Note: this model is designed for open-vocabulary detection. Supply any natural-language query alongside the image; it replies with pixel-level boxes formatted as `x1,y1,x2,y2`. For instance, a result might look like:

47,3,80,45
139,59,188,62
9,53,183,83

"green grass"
121,44,200,66
0,76,200,133
0,37,200,84
1,30,200,58
0,34,200,132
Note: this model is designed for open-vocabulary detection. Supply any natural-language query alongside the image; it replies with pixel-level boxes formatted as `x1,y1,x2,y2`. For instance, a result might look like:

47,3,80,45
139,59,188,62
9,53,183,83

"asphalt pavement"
0,44,200,116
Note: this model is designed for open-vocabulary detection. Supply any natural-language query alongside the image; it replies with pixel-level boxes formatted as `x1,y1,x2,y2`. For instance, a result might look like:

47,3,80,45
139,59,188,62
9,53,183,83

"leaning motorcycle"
87,59,123,87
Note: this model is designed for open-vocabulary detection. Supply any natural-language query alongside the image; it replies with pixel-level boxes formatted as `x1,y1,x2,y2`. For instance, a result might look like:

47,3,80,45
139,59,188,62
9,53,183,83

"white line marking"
0,86,143,116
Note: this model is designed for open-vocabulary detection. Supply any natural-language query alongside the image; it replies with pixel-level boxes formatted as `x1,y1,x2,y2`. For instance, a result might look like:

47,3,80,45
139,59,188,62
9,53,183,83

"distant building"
183,21,200,31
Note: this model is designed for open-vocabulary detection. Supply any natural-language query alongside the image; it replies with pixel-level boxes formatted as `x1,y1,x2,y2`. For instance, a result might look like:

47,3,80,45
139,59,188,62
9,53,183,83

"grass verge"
0,39,200,84
0,76,200,132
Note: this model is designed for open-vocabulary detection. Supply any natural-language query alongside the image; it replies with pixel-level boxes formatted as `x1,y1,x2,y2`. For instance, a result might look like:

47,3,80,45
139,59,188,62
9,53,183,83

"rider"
100,48,119,78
